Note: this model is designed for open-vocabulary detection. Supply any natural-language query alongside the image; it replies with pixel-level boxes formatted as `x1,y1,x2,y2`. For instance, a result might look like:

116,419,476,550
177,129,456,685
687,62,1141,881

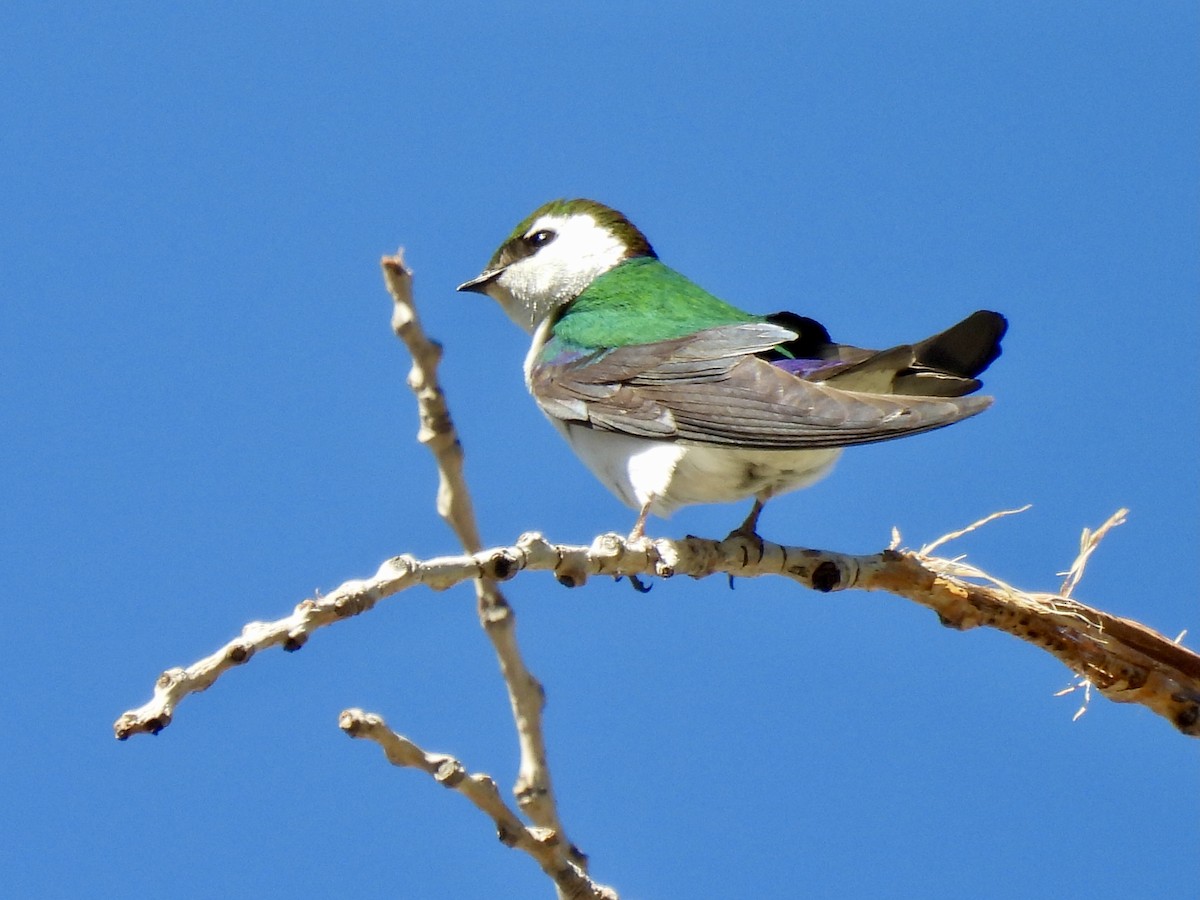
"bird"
458,198,1006,540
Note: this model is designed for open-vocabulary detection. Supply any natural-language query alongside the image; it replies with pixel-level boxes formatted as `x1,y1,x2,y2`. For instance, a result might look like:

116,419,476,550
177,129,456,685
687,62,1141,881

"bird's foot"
724,500,767,588
622,574,652,594
724,499,765,543
614,500,657,592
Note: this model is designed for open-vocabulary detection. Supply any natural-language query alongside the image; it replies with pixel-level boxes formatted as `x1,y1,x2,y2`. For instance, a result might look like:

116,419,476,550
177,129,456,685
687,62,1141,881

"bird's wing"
529,322,993,449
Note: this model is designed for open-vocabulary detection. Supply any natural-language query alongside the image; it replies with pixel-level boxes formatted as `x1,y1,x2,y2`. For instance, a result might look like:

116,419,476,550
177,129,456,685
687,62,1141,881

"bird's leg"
727,498,765,540
724,498,767,589
628,497,654,543
619,499,656,593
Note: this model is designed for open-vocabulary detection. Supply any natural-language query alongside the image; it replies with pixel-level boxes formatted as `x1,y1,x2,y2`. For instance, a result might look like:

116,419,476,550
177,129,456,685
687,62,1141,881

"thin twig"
919,504,1032,557
340,709,617,900
1059,508,1129,598
381,253,578,864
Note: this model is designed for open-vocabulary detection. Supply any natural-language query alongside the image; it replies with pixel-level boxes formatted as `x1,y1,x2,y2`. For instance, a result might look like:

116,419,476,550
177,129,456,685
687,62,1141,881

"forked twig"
381,253,586,873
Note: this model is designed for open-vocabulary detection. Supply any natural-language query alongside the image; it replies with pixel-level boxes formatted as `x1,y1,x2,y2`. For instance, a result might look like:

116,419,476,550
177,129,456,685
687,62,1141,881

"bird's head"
457,198,656,332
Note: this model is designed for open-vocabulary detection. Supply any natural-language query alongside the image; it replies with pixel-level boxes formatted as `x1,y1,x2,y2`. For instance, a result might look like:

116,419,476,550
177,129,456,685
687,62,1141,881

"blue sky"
3,3,1197,898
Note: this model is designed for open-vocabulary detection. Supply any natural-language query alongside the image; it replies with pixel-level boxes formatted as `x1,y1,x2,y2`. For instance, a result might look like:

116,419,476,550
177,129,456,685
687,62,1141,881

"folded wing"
530,319,998,450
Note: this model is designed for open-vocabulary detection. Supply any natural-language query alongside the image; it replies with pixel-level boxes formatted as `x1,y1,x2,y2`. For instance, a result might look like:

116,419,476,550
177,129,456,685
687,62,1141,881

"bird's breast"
554,422,841,517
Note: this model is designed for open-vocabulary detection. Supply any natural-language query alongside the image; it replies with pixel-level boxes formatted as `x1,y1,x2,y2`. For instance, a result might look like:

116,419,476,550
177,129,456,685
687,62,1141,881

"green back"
551,257,757,349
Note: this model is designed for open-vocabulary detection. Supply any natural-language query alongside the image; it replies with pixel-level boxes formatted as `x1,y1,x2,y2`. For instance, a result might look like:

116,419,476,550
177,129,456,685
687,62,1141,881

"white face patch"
490,213,627,332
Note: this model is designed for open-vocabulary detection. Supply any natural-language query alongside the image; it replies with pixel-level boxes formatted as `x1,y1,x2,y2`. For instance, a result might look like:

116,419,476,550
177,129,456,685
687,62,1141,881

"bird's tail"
824,310,1007,397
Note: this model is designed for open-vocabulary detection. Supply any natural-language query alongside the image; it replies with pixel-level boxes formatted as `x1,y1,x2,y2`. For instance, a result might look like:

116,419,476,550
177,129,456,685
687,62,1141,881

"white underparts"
555,422,842,518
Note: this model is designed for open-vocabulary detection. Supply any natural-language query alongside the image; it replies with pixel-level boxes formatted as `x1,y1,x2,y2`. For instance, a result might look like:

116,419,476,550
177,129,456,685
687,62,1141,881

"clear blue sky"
3,4,1197,898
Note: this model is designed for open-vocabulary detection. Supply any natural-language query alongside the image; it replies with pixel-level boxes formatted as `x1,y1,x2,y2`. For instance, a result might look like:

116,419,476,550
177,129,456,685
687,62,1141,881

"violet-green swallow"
459,199,1006,538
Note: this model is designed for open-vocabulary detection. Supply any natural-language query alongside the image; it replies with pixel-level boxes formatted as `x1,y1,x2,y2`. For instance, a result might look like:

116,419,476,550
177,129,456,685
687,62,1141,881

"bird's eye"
525,229,556,249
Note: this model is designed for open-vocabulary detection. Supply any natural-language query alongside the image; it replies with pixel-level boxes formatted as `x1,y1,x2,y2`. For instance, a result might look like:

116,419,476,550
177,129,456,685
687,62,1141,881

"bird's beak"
456,267,504,294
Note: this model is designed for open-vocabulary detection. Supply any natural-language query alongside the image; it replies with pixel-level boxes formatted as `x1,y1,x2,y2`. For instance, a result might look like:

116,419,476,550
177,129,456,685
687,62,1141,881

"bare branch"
383,251,481,551
339,709,618,900
381,253,576,863
115,528,1200,739
115,251,1197,900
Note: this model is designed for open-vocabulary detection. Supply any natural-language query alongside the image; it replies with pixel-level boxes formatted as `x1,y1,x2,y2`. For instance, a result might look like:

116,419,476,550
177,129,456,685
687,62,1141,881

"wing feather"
529,323,992,450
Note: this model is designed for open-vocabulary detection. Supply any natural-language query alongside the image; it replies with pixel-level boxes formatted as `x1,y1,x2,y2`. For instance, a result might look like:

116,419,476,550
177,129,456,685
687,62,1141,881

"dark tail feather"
814,309,1007,397
913,310,1007,380
893,310,1007,396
